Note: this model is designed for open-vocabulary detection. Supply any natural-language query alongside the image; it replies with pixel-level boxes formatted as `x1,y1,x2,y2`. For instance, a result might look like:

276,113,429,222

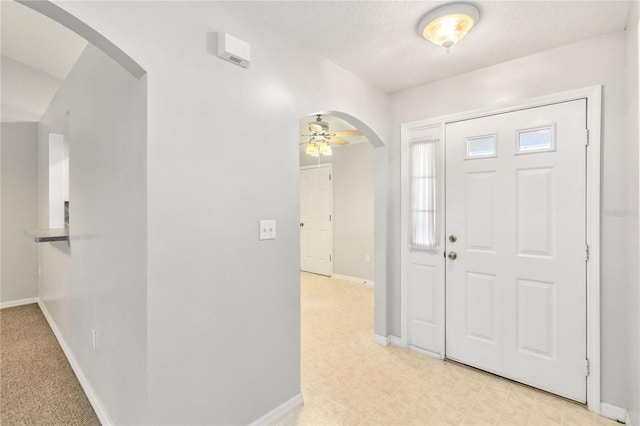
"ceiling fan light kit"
318,142,332,156
306,143,320,157
419,3,480,49
302,114,362,157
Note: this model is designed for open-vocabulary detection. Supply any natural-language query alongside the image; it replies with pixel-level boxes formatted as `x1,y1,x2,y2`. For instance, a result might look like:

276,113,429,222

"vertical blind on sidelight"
410,138,439,251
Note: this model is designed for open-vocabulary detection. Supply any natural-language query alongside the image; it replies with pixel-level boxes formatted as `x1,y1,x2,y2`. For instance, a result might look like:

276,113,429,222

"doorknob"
448,251,458,260
299,222,304,227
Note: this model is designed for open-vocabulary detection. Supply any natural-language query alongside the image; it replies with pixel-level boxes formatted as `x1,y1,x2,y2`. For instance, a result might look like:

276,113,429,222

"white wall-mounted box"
216,32,250,68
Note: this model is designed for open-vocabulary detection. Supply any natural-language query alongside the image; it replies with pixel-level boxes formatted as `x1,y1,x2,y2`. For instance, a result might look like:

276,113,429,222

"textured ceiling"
1,0,87,122
1,1,632,121
232,1,632,93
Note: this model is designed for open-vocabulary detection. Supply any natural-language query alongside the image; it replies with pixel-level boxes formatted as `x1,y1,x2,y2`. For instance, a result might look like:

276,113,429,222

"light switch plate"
259,220,276,240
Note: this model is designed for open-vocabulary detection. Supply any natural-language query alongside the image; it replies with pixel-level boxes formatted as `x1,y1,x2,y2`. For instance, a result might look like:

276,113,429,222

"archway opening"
296,109,388,402
1,2,148,425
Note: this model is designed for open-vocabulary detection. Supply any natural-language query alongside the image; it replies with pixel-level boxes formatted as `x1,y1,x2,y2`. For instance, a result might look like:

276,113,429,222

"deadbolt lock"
449,235,457,243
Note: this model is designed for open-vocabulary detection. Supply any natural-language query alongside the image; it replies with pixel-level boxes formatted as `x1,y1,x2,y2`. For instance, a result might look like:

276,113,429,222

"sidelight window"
410,139,439,250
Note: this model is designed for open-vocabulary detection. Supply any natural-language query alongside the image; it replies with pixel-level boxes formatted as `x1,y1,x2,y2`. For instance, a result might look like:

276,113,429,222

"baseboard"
388,335,405,347
1,297,39,309
250,392,303,425
373,334,389,346
38,301,113,426
600,402,628,423
331,274,374,287
374,334,405,347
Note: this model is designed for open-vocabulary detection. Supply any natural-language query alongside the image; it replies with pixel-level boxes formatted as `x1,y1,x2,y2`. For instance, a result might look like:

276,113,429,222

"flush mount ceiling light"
419,3,480,50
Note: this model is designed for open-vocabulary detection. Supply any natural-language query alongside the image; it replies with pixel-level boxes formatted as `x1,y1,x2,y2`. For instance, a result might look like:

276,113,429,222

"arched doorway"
3,2,148,425
297,110,388,341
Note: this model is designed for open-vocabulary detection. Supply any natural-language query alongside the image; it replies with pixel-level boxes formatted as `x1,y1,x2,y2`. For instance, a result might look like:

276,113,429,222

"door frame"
300,163,334,276
400,85,602,413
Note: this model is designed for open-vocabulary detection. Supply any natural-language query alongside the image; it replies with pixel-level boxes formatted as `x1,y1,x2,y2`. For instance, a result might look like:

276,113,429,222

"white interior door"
445,100,587,402
300,165,333,276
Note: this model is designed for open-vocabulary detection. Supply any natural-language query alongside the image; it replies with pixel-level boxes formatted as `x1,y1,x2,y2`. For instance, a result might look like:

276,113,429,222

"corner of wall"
626,1,640,424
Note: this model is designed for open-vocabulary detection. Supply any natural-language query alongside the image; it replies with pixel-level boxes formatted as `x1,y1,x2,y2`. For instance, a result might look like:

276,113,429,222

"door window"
410,139,439,250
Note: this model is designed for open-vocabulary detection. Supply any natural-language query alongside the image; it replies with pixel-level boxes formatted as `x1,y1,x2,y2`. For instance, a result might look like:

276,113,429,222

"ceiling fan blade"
299,138,312,145
333,130,362,137
309,123,323,133
329,137,349,146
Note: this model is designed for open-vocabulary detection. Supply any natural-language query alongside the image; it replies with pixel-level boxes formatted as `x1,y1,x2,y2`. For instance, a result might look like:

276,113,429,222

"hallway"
279,273,617,426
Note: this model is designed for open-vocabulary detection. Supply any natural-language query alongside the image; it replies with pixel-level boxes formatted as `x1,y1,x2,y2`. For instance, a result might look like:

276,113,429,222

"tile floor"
276,272,618,426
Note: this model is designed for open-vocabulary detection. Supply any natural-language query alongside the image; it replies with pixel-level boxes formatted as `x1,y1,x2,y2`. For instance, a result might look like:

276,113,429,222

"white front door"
445,100,587,402
300,165,333,276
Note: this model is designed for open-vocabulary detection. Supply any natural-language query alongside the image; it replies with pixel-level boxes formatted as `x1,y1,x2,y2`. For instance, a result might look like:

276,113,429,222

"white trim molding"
373,334,389,346
332,274,374,287
400,85,602,412
373,334,404,347
600,402,628,423
0,297,39,309
249,393,303,425
38,301,113,426
585,86,603,414
388,335,405,347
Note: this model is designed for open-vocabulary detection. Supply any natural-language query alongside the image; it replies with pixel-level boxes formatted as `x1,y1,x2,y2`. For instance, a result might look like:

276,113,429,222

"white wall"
626,2,640,424
391,31,631,408
38,43,147,425
300,142,375,281
0,122,39,304
54,2,390,424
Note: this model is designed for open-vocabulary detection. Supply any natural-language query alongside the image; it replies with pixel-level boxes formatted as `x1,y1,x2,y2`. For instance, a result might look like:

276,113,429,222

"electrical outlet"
91,329,96,350
365,254,371,262
259,220,276,240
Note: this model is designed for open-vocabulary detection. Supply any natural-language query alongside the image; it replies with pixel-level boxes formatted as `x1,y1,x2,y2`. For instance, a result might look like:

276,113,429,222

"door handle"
300,222,304,227
448,251,457,260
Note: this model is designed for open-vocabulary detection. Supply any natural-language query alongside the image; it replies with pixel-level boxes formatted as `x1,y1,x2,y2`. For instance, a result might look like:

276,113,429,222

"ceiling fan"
300,114,362,156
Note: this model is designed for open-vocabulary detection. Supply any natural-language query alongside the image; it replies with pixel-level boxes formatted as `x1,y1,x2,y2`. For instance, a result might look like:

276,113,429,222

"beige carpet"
1,304,100,425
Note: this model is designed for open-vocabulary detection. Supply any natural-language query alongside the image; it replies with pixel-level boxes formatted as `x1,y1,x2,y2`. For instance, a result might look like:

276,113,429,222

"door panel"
466,172,496,252
465,272,496,343
300,165,332,276
517,168,555,256
409,261,440,350
445,100,587,402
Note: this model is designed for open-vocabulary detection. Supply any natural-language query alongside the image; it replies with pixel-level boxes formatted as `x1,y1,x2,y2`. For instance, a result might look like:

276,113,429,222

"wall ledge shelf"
24,228,69,243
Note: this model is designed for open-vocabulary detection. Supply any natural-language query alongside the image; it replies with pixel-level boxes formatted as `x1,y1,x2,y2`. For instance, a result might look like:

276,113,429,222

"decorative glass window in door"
410,139,440,250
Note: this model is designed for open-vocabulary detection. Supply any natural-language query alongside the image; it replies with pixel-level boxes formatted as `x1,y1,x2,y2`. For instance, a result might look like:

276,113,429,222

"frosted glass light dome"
419,4,480,49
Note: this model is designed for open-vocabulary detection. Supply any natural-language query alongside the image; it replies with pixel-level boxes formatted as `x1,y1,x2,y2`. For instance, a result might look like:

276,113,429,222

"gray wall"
626,2,640,424
390,31,633,408
300,142,375,281
38,44,147,425
1,122,39,304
